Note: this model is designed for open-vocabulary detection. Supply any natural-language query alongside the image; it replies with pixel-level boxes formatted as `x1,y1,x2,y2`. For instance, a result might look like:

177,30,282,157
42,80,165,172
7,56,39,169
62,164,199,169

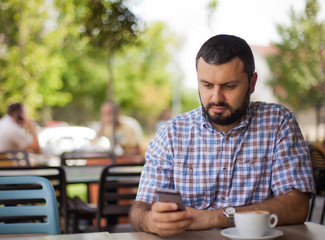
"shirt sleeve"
271,111,315,197
9,126,32,150
136,123,174,203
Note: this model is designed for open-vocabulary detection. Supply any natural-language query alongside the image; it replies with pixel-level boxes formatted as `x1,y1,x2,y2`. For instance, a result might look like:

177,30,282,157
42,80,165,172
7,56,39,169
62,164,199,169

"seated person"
0,103,41,153
129,34,315,237
97,102,143,155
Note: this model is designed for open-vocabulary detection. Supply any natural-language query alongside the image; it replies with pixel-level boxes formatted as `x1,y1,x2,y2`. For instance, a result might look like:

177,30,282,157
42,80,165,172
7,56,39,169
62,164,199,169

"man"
97,102,143,155
129,35,315,237
0,103,41,153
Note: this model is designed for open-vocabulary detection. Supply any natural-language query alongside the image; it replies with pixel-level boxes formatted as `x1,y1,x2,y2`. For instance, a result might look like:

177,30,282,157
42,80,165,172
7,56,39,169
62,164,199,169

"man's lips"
211,106,228,114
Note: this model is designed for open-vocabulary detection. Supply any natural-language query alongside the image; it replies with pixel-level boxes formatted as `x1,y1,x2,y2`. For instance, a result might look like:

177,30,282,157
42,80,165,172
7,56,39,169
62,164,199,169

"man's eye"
203,83,213,88
225,85,236,89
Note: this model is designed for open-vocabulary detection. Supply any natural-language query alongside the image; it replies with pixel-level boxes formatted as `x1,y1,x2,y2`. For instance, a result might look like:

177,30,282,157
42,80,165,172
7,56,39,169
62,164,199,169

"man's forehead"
197,57,246,76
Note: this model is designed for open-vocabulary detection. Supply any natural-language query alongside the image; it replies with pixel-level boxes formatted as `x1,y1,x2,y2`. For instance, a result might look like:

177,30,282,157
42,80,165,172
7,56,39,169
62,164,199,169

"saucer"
220,228,283,240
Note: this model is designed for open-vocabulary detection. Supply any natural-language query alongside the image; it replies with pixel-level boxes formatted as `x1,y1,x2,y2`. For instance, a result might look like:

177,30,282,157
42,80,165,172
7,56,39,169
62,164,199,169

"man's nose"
211,87,224,103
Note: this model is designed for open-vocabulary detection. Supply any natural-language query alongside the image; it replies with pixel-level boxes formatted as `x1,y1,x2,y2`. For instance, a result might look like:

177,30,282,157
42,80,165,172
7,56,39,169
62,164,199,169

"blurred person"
155,108,172,130
0,103,41,153
97,102,143,155
129,35,315,237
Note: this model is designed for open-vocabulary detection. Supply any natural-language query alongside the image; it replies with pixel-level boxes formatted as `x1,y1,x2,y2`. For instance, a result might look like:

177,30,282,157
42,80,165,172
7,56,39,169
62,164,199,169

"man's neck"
211,120,240,134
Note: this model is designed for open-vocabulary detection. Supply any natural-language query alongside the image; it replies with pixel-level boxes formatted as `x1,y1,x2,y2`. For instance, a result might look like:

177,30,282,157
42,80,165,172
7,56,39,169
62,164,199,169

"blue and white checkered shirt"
136,102,315,209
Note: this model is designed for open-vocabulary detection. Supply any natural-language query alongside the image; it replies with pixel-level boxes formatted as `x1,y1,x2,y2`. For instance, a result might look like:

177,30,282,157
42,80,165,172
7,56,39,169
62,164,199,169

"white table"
1,222,325,240
0,232,112,240
111,222,325,240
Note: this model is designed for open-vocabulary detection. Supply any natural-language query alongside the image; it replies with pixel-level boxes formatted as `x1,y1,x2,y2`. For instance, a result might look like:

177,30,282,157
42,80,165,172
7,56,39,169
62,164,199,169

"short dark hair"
7,103,23,116
195,34,255,80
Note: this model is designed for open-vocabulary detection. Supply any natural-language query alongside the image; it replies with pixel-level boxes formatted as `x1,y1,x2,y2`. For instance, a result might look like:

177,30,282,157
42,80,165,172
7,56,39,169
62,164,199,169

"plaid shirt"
136,102,315,209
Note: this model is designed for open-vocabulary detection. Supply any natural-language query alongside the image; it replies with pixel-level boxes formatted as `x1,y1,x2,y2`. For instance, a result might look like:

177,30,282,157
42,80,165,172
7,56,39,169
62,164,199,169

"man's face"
101,104,113,124
197,57,257,132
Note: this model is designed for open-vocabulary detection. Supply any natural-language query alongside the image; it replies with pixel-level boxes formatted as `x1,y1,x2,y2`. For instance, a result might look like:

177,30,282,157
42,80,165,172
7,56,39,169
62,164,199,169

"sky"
132,0,325,89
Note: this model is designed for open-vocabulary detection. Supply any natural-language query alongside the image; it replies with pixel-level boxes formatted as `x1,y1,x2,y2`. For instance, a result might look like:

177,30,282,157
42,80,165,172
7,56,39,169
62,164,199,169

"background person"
97,102,143,155
129,34,315,237
0,103,41,153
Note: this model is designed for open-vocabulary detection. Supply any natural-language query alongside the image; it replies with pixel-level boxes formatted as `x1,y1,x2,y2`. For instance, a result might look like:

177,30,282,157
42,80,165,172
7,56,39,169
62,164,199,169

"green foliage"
181,89,200,113
207,0,219,26
81,0,139,52
114,22,175,119
267,0,325,111
0,0,188,134
0,0,76,117
54,21,181,132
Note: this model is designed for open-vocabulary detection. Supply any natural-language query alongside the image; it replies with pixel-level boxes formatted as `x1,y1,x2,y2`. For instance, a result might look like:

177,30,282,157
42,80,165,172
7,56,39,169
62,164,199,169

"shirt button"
220,196,226,200
223,167,227,172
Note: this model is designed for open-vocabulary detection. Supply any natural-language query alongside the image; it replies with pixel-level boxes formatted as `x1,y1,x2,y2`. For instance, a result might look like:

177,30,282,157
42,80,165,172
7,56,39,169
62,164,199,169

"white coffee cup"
234,210,278,238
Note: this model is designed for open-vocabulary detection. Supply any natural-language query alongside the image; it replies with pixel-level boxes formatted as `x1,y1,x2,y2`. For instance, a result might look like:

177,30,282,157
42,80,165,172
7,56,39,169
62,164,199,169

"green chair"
0,176,61,235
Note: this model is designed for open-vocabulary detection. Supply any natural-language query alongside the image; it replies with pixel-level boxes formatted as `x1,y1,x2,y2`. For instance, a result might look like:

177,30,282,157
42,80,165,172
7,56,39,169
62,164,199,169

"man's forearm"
131,190,309,233
188,189,309,230
235,189,310,225
129,201,152,232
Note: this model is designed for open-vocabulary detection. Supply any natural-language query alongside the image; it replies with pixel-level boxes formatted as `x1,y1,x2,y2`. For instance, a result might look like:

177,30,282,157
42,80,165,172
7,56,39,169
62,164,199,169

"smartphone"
17,113,24,122
157,188,186,211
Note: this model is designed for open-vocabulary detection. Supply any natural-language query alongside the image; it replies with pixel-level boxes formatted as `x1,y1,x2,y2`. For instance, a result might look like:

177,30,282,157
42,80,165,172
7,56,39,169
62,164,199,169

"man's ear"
250,72,258,94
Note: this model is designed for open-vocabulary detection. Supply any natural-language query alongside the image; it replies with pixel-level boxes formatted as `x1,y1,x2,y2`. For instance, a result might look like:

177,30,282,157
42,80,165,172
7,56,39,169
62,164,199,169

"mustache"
206,102,231,110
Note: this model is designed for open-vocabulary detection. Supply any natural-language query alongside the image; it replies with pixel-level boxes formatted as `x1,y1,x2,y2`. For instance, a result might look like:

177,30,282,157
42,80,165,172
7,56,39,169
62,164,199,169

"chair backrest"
0,151,29,167
96,163,144,230
0,166,68,233
310,144,325,194
0,176,61,235
60,151,116,166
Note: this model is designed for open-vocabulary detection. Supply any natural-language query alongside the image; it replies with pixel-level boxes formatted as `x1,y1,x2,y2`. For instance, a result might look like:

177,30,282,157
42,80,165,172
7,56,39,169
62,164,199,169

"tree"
113,22,180,131
80,0,139,102
53,21,182,136
267,0,325,140
0,0,75,118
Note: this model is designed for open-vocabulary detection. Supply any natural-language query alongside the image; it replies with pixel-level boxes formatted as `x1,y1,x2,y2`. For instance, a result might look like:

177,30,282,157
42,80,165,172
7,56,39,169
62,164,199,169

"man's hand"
21,116,41,153
148,202,195,237
129,201,195,237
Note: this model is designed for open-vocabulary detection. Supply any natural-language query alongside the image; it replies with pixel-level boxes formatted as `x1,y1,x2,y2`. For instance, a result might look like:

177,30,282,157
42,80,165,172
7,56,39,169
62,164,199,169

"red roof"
251,45,279,56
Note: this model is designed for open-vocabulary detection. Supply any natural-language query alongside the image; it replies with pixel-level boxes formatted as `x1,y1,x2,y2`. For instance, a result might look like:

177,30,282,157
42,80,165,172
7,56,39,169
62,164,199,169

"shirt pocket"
173,162,216,209
235,154,271,173
232,155,273,204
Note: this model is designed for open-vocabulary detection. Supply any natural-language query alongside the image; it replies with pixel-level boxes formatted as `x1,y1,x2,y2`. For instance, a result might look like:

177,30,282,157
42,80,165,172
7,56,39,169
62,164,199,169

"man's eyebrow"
199,79,241,85
222,80,241,85
199,79,211,84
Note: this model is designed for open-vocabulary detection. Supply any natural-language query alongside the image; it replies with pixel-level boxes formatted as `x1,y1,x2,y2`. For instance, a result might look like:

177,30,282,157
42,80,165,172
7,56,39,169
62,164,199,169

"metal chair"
0,176,61,235
0,166,68,233
308,143,325,224
68,163,143,233
60,151,116,166
60,151,117,233
96,163,144,232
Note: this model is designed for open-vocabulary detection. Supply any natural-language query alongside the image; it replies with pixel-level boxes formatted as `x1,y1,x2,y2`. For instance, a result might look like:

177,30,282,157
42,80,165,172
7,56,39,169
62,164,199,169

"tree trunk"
107,52,117,152
315,104,321,141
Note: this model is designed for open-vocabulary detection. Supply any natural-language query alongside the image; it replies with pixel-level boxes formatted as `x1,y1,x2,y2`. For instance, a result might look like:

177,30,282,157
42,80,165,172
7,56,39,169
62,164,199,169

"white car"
38,126,110,155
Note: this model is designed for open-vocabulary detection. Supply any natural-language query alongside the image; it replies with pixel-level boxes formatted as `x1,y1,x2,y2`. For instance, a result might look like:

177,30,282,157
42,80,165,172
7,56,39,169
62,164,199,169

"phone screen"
157,188,186,211
17,114,24,122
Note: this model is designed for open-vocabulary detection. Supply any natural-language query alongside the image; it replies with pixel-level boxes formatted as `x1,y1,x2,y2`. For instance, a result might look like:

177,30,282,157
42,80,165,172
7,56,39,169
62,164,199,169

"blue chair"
0,176,61,235
0,166,68,233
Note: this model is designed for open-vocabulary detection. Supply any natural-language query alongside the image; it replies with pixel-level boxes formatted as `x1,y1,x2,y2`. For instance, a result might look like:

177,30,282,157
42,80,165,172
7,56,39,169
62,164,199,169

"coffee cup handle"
268,214,278,228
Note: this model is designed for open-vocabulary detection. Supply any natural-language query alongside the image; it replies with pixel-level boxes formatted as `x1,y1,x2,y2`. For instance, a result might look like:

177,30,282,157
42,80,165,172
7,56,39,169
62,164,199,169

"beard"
200,88,251,126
